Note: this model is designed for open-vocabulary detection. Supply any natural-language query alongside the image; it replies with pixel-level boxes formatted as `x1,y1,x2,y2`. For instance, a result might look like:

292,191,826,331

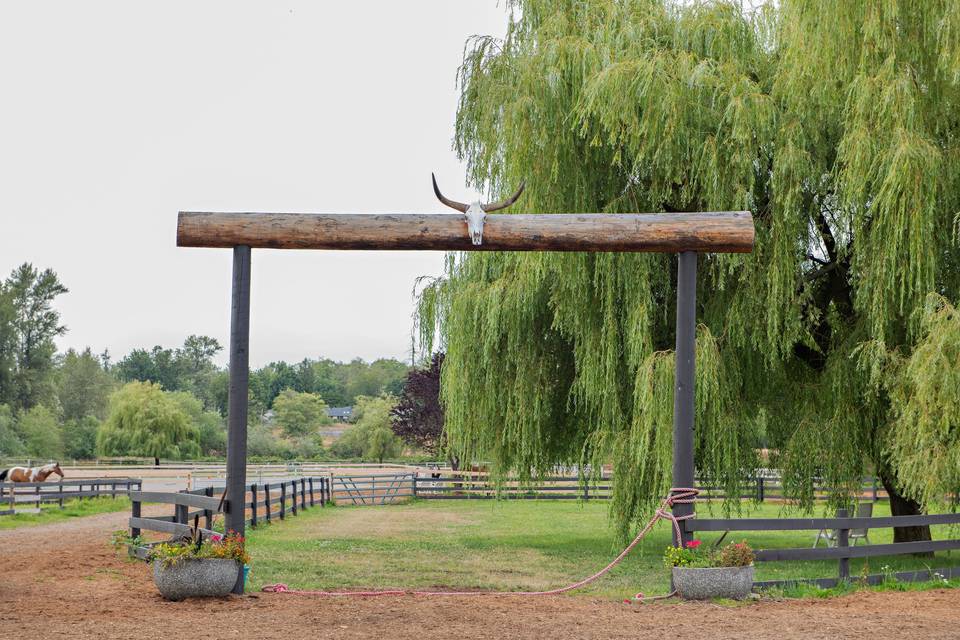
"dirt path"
2,512,960,639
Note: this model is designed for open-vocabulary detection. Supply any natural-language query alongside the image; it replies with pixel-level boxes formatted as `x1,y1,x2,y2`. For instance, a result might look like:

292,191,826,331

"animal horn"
482,181,526,212
431,173,469,213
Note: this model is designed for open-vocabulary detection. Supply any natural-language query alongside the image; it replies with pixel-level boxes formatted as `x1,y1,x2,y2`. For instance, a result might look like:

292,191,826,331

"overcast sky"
0,2,507,368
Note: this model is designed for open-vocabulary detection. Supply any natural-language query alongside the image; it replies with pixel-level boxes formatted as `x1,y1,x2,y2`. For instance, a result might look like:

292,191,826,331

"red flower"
686,539,702,549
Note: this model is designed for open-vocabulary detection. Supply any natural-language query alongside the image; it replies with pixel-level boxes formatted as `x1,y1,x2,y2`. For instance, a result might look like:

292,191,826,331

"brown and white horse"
0,462,64,484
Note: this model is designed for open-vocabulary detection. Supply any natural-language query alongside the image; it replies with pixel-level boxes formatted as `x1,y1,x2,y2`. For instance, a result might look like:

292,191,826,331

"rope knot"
262,583,290,593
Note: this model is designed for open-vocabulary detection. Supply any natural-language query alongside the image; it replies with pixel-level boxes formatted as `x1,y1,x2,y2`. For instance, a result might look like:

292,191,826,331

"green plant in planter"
664,540,754,568
149,532,250,568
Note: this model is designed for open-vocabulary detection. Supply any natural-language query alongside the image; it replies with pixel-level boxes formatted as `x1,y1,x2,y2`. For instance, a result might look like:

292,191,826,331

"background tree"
391,354,455,467
97,381,200,465
168,390,226,457
418,0,960,540
62,415,100,460
0,404,24,457
18,404,63,459
332,395,402,462
2,264,68,411
272,389,331,438
56,348,115,423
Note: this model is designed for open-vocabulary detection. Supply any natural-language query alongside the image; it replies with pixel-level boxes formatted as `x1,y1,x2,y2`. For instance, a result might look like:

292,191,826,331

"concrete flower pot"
672,564,754,600
153,558,240,601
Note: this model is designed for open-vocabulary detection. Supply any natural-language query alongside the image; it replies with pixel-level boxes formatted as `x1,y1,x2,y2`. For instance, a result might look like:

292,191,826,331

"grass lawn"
245,499,960,600
0,496,131,530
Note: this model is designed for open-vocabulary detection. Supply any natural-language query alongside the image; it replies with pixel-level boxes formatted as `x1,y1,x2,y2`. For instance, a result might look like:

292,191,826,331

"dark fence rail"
128,477,331,559
410,472,885,503
687,509,960,588
0,478,141,516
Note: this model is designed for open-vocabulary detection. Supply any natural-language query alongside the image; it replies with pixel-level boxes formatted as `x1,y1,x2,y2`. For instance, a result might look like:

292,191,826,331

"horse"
0,462,64,488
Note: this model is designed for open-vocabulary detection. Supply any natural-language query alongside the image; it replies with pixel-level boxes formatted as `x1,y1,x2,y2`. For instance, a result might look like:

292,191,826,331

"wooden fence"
688,509,960,588
409,471,886,503
0,477,141,516
128,477,331,558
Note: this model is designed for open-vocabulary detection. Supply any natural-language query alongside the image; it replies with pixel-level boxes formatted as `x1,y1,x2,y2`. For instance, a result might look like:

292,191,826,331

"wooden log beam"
177,211,754,253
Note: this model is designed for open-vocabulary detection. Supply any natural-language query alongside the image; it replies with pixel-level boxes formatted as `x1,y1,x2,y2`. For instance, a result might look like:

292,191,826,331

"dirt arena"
3,510,960,639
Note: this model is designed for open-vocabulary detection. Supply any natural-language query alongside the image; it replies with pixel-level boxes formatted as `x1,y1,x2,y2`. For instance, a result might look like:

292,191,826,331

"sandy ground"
2,510,960,639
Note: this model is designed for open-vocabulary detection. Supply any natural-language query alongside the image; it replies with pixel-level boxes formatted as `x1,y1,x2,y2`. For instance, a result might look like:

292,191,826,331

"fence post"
291,480,298,516
309,477,315,507
279,482,286,520
131,497,142,538
264,483,272,523
58,481,64,508
757,476,765,502
251,484,258,528
35,485,40,510
176,499,188,527
837,507,850,582
204,486,215,530
872,477,878,502
412,474,418,499
301,478,307,510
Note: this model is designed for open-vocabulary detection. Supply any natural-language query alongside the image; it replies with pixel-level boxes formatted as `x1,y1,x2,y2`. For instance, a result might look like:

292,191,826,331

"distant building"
327,406,353,422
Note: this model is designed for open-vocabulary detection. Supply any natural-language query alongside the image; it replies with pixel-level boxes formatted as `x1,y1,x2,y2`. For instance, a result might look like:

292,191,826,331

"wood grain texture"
177,211,754,253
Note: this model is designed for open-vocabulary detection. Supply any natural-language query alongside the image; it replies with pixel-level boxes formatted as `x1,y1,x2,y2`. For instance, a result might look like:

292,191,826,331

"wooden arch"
176,208,755,593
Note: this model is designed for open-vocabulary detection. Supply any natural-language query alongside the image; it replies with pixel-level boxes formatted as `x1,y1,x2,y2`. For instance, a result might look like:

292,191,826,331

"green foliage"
272,389,331,437
0,264,68,411
418,0,960,534
886,296,960,506
62,415,100,460
0,403,24,457
115,335,223,412
56,347,115,422
97,381,200,461
331,395,402,462
167,390,226,457
663,539,754,569
148,532,249,567
249,357,409,414
18,404,63,458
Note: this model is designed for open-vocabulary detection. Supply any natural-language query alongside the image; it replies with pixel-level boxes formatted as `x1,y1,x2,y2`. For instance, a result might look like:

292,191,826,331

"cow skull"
431,173,525,245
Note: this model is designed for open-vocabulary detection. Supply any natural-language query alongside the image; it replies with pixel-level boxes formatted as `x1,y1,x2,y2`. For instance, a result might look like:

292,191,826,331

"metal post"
226,245,251,594
671,251,697,548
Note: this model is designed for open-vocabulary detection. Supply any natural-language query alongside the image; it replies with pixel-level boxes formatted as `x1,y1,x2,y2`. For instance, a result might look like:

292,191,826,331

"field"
247,499,960,598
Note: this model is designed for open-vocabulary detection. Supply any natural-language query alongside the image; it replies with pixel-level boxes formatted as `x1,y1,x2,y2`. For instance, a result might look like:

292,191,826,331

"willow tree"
418,0,960,540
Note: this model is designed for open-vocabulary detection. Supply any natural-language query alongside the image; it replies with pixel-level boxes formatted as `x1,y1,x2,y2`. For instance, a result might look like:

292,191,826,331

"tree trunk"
878,469,932,554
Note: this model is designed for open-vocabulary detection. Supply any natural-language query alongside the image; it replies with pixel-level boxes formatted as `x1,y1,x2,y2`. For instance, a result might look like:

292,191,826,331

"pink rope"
261,488,698,601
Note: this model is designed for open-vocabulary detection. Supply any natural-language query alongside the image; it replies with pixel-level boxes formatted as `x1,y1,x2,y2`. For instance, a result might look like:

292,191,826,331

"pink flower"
686,539,702,549
211,534,223,542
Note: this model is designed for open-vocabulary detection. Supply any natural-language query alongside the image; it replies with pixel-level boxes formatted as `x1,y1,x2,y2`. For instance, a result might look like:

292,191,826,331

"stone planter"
153,558,240,601
672,564,754,600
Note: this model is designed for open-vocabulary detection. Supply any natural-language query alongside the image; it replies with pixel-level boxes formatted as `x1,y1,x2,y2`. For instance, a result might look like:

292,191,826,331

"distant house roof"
327,406,353,418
